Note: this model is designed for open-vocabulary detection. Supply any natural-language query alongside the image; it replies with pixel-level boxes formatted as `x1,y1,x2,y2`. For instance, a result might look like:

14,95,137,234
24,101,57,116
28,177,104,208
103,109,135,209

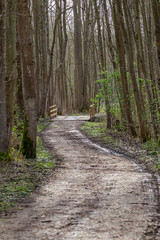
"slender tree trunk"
40,11,60,117
17,0,37,158
40,0,48,115
122,0,149,142
141,0,159,138
0,0,8,153
103,0,124,121
16,39,24,113
133,0,146,111
134,0,155,137
151,0,160,95
56,0,68,114
73,0,84,111
152,0,160,71
5,0,17,147
82,0,91,110
62,0,69,112
94,0,112,128
33,0,40,115
112,0,136,136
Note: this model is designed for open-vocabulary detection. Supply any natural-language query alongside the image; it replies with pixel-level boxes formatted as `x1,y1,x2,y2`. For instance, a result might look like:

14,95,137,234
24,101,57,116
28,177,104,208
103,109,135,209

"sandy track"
0,120,160,240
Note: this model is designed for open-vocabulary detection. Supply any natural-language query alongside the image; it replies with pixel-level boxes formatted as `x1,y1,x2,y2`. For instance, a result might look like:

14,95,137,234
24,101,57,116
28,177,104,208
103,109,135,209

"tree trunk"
122,0,149,142
82,0,91,110
17,0,37,158
112,0,136,136
103,0,124,121
94,0,112,128
152,0,160,70
73,0,84,111
33,0,40,115
5,0,17,147
56,0,68,114
141,0,159,139
39,0,48,116
0,0,8,153
40,9,60,117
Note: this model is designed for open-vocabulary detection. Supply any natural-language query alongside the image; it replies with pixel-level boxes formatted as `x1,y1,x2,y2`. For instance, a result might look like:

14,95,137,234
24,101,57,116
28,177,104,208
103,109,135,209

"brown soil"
0,120,160,240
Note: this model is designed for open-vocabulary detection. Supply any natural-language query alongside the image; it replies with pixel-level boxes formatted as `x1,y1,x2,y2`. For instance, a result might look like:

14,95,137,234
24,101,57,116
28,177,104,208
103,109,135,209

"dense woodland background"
0,0,160,159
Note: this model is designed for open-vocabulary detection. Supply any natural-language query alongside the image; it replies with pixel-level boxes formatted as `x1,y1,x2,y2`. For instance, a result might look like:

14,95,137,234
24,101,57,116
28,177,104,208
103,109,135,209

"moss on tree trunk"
20,118,35,159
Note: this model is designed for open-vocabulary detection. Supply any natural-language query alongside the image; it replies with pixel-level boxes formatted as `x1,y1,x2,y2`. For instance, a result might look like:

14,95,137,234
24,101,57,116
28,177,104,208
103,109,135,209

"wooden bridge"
49,105,95,121
54,115,90,121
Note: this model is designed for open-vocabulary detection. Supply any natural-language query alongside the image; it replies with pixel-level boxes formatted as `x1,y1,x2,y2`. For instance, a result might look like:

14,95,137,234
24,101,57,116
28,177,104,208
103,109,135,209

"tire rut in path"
0,120,160,240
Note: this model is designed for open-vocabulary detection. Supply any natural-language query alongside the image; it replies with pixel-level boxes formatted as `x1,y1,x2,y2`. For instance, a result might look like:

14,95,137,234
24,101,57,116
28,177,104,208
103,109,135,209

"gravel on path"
0,120,160,240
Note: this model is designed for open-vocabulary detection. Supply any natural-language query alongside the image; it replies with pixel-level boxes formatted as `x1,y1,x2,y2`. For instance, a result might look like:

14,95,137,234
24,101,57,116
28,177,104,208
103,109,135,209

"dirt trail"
0,120,160,240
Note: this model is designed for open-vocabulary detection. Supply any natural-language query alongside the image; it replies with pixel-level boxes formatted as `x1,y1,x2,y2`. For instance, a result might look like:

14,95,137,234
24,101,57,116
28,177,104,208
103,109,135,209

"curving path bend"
0,120,160,240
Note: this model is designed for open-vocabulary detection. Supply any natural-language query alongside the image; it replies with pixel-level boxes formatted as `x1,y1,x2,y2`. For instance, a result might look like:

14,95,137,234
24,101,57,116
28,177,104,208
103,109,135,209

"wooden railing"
89,105,95,122
49,105,57,119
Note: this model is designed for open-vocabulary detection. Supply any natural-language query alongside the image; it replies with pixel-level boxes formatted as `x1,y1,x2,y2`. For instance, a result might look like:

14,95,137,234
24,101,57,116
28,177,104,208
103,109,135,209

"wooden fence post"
89,105,95,122
49,105,57,119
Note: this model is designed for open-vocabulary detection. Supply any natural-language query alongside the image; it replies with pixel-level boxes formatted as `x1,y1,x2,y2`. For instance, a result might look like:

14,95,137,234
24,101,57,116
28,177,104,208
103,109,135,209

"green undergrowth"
81,122,107,138
37,117,51,132
0,119,55,214
81,120,160,173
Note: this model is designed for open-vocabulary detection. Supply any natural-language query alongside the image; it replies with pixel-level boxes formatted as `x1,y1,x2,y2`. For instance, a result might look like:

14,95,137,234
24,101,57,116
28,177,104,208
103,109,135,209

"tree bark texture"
5,0,17,147
112,0,136,136
0,0,8,153
17,0,37,158
94,0,112,128
122,0,149,142
73,0,84,111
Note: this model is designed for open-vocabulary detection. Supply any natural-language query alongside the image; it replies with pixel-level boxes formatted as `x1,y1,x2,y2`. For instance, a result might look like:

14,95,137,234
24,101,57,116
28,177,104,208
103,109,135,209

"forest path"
0,120,160,240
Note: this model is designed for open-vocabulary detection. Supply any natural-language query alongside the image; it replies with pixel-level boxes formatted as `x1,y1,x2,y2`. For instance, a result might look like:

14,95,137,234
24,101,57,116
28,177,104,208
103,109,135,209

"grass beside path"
81,120,160,174
0,119,55,215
